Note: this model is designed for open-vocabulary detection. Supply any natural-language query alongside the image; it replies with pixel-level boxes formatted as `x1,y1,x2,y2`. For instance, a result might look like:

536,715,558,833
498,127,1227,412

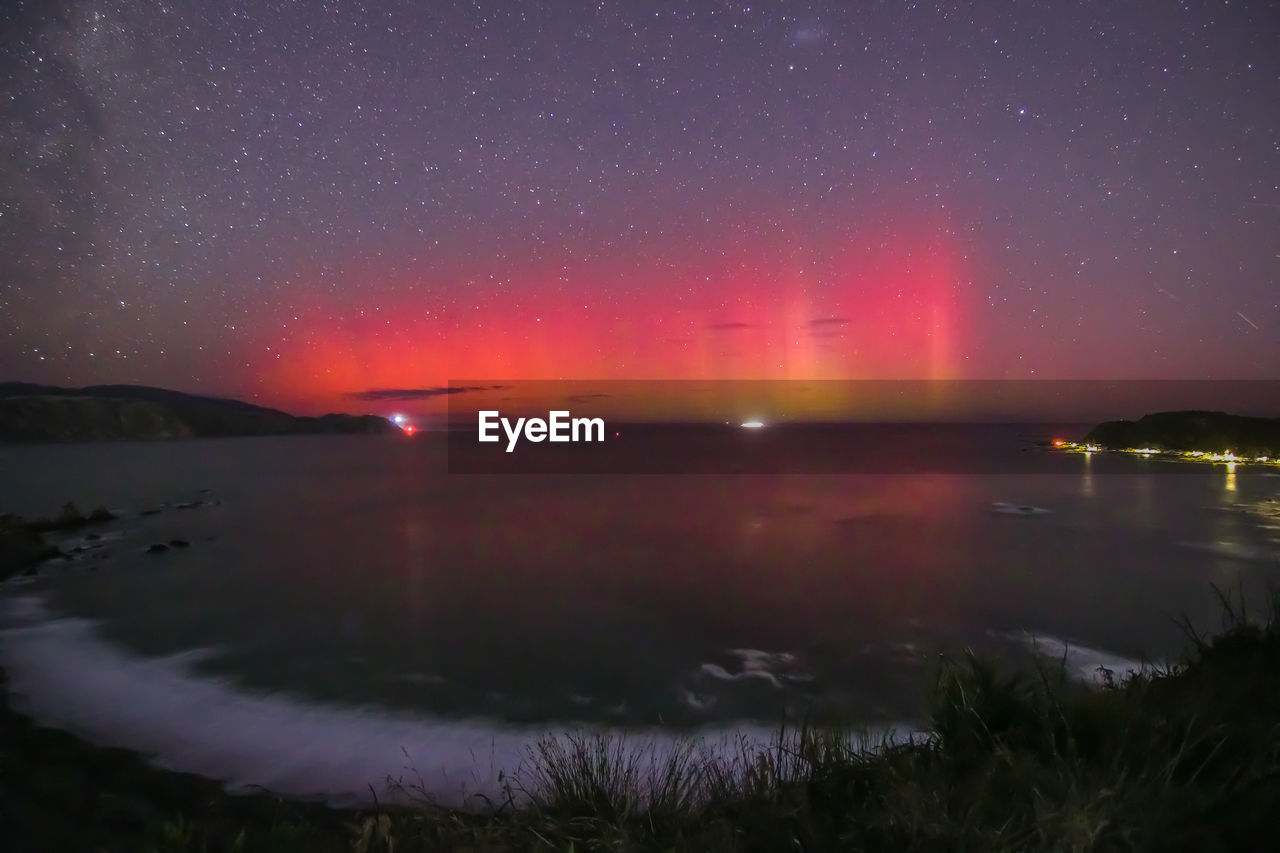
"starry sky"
2,0,1278,416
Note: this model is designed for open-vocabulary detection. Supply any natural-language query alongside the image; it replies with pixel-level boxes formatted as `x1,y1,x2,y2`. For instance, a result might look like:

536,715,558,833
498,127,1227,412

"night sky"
3,0,1278,416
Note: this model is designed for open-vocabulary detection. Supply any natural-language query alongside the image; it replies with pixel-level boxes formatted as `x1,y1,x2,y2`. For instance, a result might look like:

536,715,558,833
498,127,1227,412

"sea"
2,426,1278,806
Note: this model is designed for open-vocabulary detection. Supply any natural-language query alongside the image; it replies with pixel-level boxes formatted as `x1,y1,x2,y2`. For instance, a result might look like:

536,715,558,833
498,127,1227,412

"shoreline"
1050,440,1280,468
3,588,1278,850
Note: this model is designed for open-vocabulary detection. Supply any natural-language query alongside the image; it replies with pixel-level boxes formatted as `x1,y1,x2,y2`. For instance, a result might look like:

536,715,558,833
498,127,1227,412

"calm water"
2,430,1278,804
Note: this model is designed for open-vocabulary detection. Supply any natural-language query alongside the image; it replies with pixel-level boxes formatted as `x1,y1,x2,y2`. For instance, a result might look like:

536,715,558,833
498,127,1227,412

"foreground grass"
3,588,1279,852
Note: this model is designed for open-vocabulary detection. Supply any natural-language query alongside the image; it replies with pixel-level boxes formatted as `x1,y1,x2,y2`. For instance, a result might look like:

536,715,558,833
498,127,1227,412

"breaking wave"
0,595,915,808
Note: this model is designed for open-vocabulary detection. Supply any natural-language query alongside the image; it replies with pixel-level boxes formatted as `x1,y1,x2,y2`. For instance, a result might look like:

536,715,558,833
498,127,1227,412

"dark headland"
0,382,395,442
1083,410,1280,456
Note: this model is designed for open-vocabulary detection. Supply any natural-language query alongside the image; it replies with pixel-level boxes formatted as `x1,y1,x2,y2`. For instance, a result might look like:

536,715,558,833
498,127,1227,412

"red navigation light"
1052,439,1065,447
404,425,416,435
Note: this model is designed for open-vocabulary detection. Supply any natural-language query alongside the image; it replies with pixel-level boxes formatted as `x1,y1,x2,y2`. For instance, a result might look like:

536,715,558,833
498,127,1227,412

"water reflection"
1134,473,1154,527
9,435,1280,728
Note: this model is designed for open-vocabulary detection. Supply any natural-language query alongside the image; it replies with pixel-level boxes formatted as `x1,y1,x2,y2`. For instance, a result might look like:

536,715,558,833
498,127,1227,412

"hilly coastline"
1083,410,1280,456
0,383,395,442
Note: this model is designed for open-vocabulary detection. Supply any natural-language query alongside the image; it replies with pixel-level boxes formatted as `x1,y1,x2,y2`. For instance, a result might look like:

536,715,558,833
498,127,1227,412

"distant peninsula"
0,382,396,442
1076,410,1280,460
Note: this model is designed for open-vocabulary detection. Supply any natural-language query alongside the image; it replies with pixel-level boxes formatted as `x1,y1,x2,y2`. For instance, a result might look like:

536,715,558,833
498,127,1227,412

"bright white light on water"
740,420,765,429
